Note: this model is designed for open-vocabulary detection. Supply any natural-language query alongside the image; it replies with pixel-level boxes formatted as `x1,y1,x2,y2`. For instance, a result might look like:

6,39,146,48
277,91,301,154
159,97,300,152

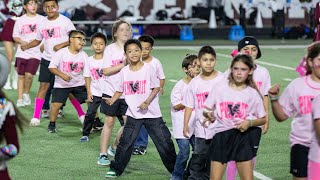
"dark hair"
42,0,58,4
24,0,39,5
111,19,131,42
306,42,320,75
228,54,260,95
124,39,142,53
198,46,216,59
90,32,107,45
138,35,154,47
0,89,28,142
182,54,198,69
68,30,86,39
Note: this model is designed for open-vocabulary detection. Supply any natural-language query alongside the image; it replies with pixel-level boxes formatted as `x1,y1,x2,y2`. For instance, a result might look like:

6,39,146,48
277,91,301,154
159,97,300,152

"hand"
20,43,29,51
61,73,72,82
106,98,114,106
262,122,269,134
160,88,164,95
235,120,250,132
20,41,28,46
203,108,216,122
138,101,149,110
268,84,281,97
87,92,93,102
183,125,190,138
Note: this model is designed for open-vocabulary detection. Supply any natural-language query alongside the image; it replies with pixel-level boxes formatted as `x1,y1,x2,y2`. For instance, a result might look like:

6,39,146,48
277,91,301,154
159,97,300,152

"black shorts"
38,58,54,83
248,127,262,156
51,86,87,104
290,144,309,178
100,94,128,117
209,129,254,163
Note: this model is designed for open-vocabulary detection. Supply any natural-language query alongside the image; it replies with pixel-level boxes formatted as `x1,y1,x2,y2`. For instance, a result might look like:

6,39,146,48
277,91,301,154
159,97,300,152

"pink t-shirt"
144,57,166,80
36,14,75,60
13,14,44,60
204,80,266,135
48,47,87,88
224,64,271,96
279,75,320,147
309,95,320,163
171,79,196,139
83,56,105,97
102,43,125,98
117,63,162,119
183,72,224,139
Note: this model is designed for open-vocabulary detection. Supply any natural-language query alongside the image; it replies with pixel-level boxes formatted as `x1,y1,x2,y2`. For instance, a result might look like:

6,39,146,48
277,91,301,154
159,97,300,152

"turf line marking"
283,78,293,81
254,171,273,180
169,79,178,83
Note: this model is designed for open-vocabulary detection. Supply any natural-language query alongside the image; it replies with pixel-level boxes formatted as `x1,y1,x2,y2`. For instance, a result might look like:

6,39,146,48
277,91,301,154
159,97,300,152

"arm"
53,41,69,52
13,37,28,45
315,119,320,143
183,107,193,138
236,117,266,132
103,63,126,76
262,95,270,134
173,103,185,111
49,68,72,82
268,84,288,122
85,77,92,102
106,91,123,105
159,79,165,95
138,87,160,110
21,39,41,51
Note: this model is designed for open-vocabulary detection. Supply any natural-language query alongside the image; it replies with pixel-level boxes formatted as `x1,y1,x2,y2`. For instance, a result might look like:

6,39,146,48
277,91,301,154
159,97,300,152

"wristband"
269,96,279,101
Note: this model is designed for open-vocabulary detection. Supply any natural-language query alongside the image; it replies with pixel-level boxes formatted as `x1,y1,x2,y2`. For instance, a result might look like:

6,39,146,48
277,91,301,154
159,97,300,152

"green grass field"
2,44,307,180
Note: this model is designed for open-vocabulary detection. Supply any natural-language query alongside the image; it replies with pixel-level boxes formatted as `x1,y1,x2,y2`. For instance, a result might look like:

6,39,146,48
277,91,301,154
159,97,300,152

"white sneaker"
30,118,40,126
79,115,85,124
23,94,31,106
41,110,50,118
16,99,25,107
3,81,12,90
57,109,64,118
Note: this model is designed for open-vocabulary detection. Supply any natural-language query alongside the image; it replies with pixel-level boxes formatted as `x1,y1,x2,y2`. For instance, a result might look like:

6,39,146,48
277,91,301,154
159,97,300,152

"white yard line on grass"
169,79,178,83
283,78,294,81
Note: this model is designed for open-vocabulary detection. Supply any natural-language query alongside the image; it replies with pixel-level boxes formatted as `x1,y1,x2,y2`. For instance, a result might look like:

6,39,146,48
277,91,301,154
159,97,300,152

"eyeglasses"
44,5,57,11
71,37,86,43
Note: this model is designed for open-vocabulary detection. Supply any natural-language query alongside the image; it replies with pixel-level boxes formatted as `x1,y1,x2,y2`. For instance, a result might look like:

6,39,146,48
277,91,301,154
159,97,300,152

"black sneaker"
138,146,147,155
132,147,139,155
48,122,57,133
93,118,104,131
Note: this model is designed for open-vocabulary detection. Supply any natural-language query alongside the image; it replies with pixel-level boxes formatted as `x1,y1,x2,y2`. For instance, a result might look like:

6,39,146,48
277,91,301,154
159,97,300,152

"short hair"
138,35,154,47
68,30,86,39
182,54,198,69
42,0,58,4
24,0,39,5
90,32,107,45
198,46,216,59
124,39,142,53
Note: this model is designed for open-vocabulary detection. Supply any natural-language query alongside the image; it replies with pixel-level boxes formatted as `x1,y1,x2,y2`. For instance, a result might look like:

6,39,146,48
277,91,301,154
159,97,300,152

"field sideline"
2,44,306,179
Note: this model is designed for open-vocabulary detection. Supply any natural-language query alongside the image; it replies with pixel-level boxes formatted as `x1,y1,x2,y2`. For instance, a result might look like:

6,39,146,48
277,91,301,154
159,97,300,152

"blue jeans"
110,116,176,176
134,125,148,148
171,136,195,180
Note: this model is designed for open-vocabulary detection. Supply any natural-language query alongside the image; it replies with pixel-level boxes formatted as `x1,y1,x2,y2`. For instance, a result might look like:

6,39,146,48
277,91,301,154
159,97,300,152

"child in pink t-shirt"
80,32,107,142
308,95,320,180
47,30,88,133
132,35,166,155
21,0,86,127
12,0,44,107
183,46,224,180
170,54,200,180
104,39,176,178
269,42,320,179
226,36,271,180
203,54,266,180
97,19,131,166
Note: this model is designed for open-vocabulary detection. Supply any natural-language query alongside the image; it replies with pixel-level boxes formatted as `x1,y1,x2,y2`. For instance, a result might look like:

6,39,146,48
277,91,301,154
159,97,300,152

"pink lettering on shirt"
112,59,122,66
21,24,37,34
123,80,147,95
41,27,61,40
219,102,249,120
62,62,84,73
256,81,262,91
90,68,104,81
298,95,314,115
196,92,209,109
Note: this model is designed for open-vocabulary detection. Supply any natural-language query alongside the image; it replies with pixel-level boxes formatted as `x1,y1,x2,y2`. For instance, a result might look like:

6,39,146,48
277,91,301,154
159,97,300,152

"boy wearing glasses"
21,0,85,128
47,30,88,133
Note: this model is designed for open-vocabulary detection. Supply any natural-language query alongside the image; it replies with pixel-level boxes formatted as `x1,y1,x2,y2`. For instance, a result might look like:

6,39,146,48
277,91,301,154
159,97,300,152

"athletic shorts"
15,57,40,75
0,18,15,42
38,58,54,83
290,144,309,178
51,86,87,104
100,94,128,117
